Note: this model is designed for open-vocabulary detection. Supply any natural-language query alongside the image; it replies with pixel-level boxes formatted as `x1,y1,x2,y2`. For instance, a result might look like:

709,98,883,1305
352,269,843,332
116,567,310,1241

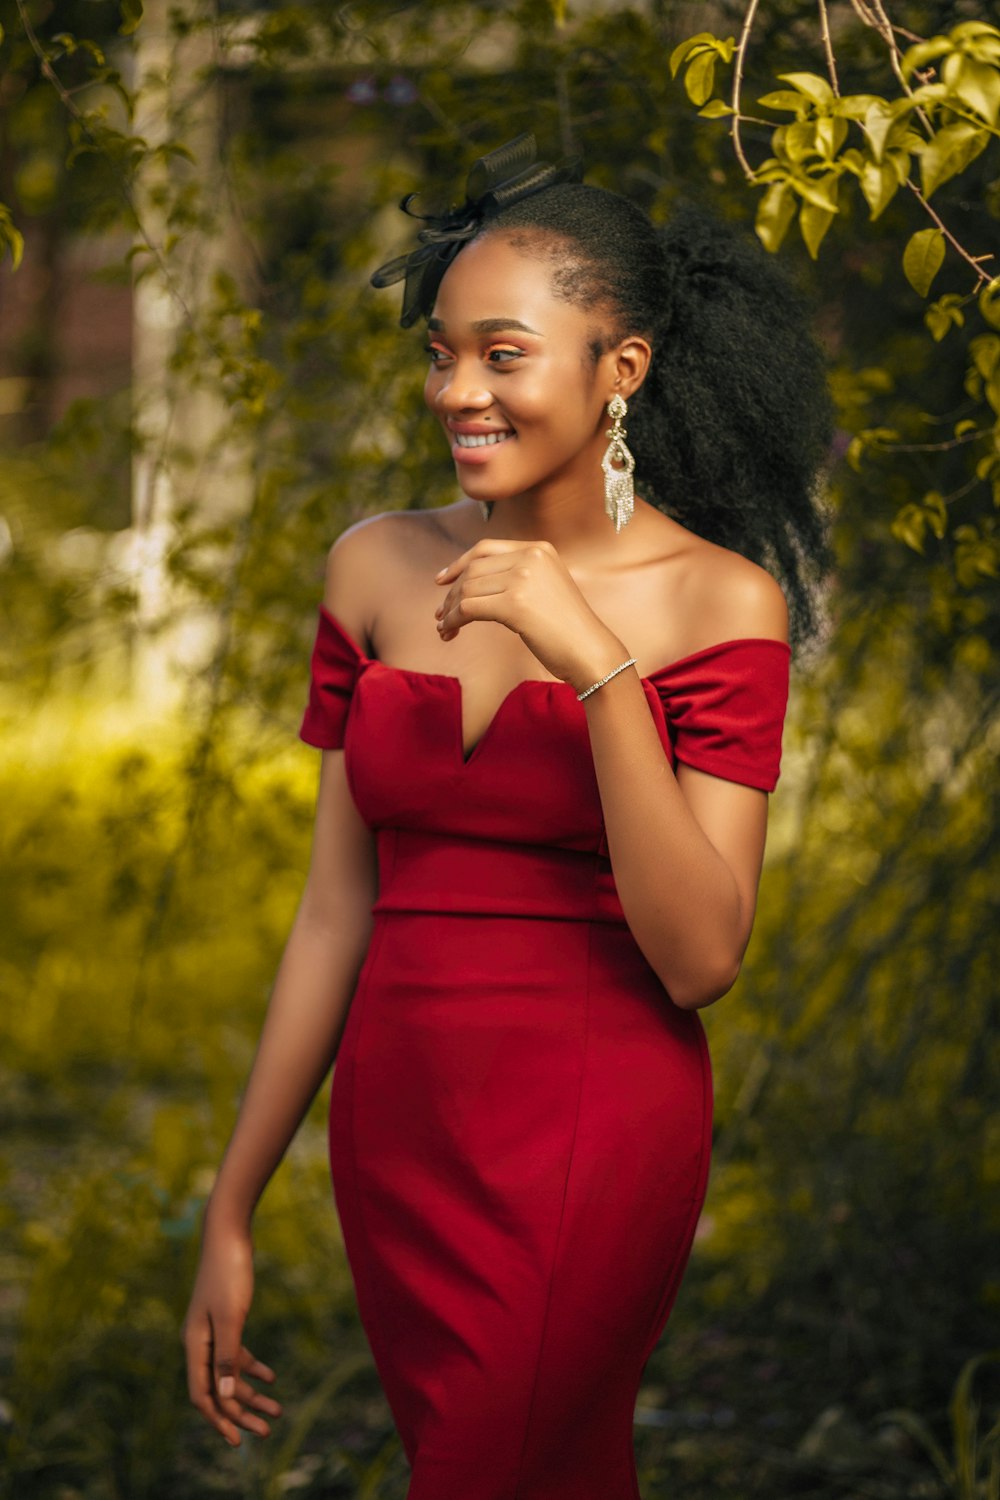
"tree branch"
730,0,763,181
902,177,995,288
817,0,840,97
857,0,935,137
873,431,987,454
833,0,996,288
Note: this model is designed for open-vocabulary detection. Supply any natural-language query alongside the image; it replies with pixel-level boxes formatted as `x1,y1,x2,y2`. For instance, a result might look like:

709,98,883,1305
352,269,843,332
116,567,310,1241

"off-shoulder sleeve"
298,606,367,750
655,639,791,792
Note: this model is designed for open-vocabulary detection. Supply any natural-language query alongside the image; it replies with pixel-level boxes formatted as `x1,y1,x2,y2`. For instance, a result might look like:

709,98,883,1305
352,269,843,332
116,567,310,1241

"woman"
182,134,833,1497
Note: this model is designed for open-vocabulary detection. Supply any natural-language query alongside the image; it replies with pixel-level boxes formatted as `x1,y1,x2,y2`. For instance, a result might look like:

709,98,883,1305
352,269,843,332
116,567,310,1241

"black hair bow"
370,133,584,328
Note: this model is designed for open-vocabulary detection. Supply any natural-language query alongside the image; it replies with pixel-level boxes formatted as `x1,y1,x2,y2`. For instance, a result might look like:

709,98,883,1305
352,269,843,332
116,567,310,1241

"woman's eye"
486,346,523,365
424,344,452,364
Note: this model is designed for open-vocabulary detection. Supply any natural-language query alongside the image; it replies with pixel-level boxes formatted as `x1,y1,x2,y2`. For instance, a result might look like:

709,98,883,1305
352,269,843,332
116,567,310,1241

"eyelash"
423,344,524,367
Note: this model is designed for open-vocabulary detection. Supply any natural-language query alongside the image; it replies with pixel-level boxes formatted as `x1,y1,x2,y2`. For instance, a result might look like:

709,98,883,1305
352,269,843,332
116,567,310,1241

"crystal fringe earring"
479,501,494,521
602,394,635,533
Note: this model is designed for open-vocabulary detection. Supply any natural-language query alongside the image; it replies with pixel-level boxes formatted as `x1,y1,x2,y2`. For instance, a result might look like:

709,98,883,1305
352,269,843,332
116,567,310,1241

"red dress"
299,603,789,1500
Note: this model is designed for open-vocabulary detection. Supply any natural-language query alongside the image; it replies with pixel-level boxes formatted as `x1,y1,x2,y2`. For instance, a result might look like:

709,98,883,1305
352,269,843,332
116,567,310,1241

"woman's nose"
433,364,492,413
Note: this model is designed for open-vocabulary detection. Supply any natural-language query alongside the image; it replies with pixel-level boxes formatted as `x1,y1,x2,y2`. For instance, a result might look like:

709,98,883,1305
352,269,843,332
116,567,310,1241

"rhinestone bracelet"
576,656,638,701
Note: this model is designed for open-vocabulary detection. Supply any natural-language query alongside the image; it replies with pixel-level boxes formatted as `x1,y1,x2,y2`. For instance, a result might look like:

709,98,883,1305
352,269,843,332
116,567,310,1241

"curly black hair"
471,184,835,648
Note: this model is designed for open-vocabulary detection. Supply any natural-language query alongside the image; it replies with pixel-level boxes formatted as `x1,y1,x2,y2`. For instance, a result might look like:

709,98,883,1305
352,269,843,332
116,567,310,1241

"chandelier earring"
601,393,635,533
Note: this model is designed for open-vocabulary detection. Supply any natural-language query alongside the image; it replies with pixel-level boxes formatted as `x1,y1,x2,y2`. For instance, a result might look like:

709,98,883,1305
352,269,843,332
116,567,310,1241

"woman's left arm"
434,537,788,1011
580,670,771,1010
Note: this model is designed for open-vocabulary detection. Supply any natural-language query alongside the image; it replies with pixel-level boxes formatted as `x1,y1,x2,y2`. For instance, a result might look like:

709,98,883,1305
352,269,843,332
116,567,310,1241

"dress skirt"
328,909,713,1500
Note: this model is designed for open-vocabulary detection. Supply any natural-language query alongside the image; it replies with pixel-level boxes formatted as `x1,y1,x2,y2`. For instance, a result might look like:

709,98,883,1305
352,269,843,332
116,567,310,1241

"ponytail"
630,199,835,645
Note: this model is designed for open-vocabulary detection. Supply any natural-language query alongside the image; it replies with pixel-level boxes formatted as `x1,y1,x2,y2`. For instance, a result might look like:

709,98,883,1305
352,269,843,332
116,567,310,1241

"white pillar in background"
127,0,251,712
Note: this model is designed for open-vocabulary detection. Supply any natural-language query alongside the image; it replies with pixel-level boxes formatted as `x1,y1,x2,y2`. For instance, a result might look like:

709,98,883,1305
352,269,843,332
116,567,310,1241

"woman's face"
423,233,626,505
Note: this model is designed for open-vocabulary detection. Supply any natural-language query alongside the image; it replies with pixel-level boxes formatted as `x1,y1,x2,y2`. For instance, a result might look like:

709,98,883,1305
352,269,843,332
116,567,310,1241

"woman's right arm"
200,747,377,1238
183,536,380,1446
183,748,377,1445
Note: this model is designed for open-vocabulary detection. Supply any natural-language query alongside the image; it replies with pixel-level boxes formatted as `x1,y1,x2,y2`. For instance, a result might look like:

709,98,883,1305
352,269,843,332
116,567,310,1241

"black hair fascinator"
370,133,584,328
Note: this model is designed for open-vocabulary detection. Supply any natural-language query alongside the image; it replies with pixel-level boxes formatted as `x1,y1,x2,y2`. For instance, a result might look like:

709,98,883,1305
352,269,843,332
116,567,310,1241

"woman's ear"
608,336,652,402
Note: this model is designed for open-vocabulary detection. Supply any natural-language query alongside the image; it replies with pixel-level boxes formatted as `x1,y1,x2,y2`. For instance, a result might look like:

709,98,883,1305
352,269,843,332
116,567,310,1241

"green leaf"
954,29,1000,61
785,120,818,163
154,141,196,165
942,54,1000,126
776,71,835,106
750,160,788,184
834,93,885,120
887,149,911,187
684,51,717,107
120,0,143,35
919,121,990,198
925,293,965,341
968,35,1000,67
860,159,898,220
816,115,848,160
890,504,927,553
668,33,718,78
908,82,951,107
755,181,796,253
900,35,953,79
845,435,865,471
756,90,810,114
954,419,979,436
923,491,948,539
799,199,836,259
903,228,945,297
697,98,734,119
955,524,1000,582
863,100,897,163
950,21,1000,43
971,335,1000,380
793,170,840,213
0,223,25,271
979,278,1000,330
953,1356,1000,1482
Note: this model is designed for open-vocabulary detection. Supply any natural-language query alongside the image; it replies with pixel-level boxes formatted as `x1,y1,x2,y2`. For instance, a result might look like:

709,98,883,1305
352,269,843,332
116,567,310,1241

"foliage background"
1,1,998,1496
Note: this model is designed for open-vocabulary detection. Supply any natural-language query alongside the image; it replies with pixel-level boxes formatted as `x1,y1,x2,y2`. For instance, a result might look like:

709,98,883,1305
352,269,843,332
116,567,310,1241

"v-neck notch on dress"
314,601,791,770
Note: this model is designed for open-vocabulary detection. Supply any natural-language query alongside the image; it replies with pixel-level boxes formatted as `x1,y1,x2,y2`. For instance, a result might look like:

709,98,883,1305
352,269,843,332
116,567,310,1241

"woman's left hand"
434,538,628,694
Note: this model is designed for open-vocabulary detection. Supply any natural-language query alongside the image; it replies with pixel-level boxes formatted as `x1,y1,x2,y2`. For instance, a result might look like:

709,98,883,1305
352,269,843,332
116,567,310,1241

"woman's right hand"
182,1219,282,1447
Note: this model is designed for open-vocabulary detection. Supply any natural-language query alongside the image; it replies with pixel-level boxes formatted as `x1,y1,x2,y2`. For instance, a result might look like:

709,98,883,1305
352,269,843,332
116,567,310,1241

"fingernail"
435,567,447,578
219,1376,235,1398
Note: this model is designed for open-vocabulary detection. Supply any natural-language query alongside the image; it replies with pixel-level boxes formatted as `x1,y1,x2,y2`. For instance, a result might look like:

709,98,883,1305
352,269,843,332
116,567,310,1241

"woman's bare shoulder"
660,525,789,651
322,508,464,645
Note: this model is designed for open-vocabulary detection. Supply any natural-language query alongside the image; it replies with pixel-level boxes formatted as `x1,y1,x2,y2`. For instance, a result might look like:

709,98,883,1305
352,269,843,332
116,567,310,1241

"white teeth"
454,431,513,448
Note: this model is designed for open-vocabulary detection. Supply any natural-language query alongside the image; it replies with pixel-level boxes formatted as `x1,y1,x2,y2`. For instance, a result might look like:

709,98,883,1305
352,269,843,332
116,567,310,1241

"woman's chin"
454,473,511,500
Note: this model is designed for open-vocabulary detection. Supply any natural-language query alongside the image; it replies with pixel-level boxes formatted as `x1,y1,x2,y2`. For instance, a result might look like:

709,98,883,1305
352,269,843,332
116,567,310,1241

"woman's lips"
450,429,515,464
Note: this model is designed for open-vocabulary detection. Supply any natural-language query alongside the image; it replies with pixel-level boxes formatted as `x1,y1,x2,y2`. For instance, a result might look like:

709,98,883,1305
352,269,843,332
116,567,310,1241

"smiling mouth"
453,431,514,448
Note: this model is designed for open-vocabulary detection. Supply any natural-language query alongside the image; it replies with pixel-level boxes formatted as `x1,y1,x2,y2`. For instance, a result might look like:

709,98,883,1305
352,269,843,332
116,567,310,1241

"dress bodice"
299,604,790,923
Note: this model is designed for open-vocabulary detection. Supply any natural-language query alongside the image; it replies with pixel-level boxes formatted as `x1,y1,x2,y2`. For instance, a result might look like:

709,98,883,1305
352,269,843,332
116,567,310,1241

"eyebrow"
427,317,543,337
